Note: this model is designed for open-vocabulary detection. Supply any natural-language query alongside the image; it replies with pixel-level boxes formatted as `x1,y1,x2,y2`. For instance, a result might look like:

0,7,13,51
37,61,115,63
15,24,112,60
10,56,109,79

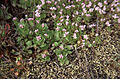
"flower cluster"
14,0,120,65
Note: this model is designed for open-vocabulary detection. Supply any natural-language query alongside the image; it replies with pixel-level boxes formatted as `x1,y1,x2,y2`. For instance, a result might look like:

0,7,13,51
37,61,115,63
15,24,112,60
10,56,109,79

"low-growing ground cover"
0,0,120,79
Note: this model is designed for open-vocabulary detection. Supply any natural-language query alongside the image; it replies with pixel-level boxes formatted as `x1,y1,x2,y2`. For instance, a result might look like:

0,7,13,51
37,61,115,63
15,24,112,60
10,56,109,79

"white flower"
95,7,99,11
98,2,102,7
89,8,94,12
83,35,88,40
112,14,119,19
73,33,77,39
105,21,111,26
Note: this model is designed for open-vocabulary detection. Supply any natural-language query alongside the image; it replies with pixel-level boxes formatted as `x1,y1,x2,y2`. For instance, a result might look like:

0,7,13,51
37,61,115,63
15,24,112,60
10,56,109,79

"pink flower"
86,1,92,7
100,18,105,22
46,1,51,4
98,9,102,14
50,7,56,10
66,21,69,25
41,54,46,58
89,8,94,12
93,41,95,44
29,31,32,34
75,30,79,33
79,25,85,30
42,23,44,27
19,24,24,28
52,15,56,19
35,13,40,17
60,19,64,22
72,14,75,17
37,5,42,9
112,14,119,19
36,20,40,23
63,34,66,37
62,29,66,32
57,6,60,8
102,10,106,14
35,29,38,33
36,36,41,41
66,15,69,19
72,22,75,26
52,43,55,46
94,0,97,2
62,3,65,7
59,54,63,58
35,9,39,13
89,24,96,28
71,5,75,7
57,23,62,26
54,1,57,5
73,33,77,39
75,23,78,27
98,2,102,7
76,0,79,2
118,18,120,23
103,6,106,11
86,14,91,16
95,7,99,11
56,27,60,31
65,5,71,9
13,17,17,20
65,32,69,35
59,45,64,50
105,21,111,26
44,33,48,36
20,18,24,22
104,1,107,4
82,3,85,8
59,11,62,14
41,0,45,5
95,33,99,36
69,45,73,49
75,11,79,15
83,8,87,13
60,16,64,19
28,18,34,21
83,35,88,40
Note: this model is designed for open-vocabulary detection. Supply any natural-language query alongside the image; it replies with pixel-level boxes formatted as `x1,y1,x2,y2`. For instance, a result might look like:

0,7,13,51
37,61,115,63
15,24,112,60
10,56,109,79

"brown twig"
84,51,92,79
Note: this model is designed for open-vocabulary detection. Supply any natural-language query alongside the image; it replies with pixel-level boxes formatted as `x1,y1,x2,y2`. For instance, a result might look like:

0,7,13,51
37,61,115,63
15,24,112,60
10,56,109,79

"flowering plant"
13,0,120,65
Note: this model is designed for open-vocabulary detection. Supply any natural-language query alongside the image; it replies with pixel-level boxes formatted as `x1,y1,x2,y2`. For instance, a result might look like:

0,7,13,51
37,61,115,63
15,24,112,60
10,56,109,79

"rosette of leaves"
53,44,72,65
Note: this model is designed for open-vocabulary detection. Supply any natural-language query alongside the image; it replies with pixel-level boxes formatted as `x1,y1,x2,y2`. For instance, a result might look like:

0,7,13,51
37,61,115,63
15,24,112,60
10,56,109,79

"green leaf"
26,41,32,46
28,50,32,54
41,44,49,50
29,20,34,26
17,37,22,42
55,32,60,41
67,51,72,54
65,59,69,65
60,60,64,66
54,42,59,47
46,56,50,61
88,44,92,47
77,17,81,22
55,49,61,56
65,45,72,50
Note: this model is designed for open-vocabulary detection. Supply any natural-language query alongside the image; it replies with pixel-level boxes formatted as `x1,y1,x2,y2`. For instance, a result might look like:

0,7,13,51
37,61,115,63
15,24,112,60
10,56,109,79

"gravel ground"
0,26,120,79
